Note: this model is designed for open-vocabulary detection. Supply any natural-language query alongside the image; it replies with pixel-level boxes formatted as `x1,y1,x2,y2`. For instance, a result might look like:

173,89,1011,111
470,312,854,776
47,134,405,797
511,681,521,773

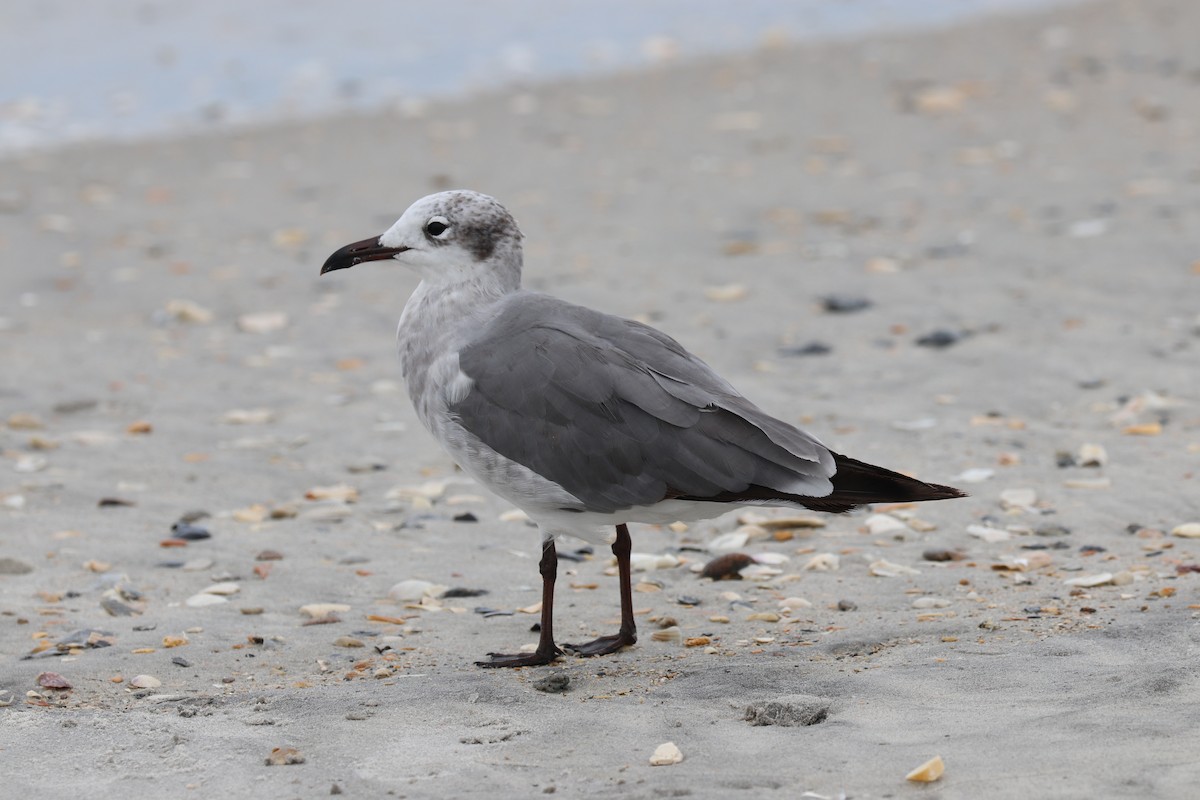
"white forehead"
399,190,509,227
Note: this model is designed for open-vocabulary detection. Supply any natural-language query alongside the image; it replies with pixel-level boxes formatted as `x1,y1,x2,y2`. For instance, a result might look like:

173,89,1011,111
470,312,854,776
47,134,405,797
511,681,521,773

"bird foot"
562,631,636,657
475,647,562,669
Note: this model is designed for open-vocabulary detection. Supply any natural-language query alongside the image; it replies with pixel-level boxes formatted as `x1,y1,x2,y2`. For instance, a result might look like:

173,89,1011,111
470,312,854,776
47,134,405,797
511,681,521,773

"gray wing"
452,292,835,514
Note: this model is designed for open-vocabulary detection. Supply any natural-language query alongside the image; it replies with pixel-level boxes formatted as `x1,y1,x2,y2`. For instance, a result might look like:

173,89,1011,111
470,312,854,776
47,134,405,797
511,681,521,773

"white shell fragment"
956,468,995,483
1171,523,1200,539
906,755,945,783
803,553,840,572
778,597,813,610
1078,443,1108,467
708,531,749,553
967,524,1011,543
999,488,1037,510
387,580,446,601
912,597,951,609
649,741,684,766
202,582,240,596
1064,573,1114,588
629,553,680,572
869,559,921,577
300,603,351,619
864,514,908,535
185,593,228,607
130,675,162,689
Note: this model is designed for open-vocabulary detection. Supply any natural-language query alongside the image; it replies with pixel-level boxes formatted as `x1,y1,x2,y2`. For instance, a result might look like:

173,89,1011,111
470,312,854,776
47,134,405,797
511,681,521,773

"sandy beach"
2,0,1199,797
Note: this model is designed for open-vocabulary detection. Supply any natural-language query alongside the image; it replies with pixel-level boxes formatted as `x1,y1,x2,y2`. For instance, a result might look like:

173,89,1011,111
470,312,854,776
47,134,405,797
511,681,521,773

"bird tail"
796,452,966,513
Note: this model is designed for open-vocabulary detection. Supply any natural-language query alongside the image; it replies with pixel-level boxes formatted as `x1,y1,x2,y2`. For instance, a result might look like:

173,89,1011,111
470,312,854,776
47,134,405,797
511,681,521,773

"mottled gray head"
321,190,523,290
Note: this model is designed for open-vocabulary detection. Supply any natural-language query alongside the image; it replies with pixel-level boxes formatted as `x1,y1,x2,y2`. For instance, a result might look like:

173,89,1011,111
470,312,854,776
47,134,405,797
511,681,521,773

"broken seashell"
906,755,945,783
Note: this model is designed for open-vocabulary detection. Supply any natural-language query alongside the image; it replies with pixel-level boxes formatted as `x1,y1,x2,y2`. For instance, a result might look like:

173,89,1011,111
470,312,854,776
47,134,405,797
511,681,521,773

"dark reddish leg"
563,523,638,657
476,539,563,668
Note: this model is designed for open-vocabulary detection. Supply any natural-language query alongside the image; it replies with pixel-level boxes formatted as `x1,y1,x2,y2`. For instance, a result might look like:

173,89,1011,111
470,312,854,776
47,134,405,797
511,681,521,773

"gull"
321,190,964,668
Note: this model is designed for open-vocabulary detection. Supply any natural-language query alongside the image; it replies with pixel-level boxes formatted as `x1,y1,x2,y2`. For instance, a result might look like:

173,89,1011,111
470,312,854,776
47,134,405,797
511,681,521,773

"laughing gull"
322,190,964,668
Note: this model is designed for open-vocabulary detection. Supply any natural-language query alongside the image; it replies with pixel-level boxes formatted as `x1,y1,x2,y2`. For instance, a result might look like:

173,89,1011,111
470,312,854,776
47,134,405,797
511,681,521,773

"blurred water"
0,0,1076,155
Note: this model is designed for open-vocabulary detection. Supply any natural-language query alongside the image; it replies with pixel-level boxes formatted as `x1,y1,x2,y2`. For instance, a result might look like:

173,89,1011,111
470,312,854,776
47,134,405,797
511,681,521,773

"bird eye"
425,217,450,238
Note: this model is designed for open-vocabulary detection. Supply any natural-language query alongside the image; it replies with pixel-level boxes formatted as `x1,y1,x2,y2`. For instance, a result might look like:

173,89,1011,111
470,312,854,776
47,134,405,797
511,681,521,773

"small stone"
906,755,945,783
170,523,211,541
0,557,34,575
676,595,701,606
820,295,871,314
130,674,161,689
452,511,478,522
181,558,214,571
162,635,188,648
649,742,683,766
532,671,571,693
334,636,365,648
916,329,962,349
0,690,14,706
837,599,857,611
701,553,754,580
912,597,951,609
684,636,711,648
265,747,305,766
171,657,192,668
165,300,214,323
747,612,780,622
203,582,240,596
256,550,284,561
36,672,72,690
778,597,812,610
923,549,964,562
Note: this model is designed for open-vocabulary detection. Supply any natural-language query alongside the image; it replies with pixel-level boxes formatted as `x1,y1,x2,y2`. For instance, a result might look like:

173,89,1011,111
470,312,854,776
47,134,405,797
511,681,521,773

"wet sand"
2,0,1199,797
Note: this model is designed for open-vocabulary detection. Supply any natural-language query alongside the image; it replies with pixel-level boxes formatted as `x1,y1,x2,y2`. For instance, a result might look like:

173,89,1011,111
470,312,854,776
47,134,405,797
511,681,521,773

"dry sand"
3,0,1200,797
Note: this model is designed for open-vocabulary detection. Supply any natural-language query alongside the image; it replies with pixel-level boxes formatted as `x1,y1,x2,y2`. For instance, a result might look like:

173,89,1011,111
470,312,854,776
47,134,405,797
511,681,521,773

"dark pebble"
178,510,211,524
820,295,872,314
676,595,701,606
443,587,488,598
778,341,833,357
171,656,192,668
1055,451,1077,468
255,550,284,561
701,553,754,580
922,549,964,562
1079,545,1107,554
98,497,136,507
915,329,962,349
53,399,98,414
837,600,857,612
331,784,344,795
1077,378,1107,390
474,607,512,618
170,523,211,541
156,561,185,569
744,696,831,727
452,512,478,523
532,671,571,693
1036,525,1072,537
100,597,139,617
132,624,157,632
